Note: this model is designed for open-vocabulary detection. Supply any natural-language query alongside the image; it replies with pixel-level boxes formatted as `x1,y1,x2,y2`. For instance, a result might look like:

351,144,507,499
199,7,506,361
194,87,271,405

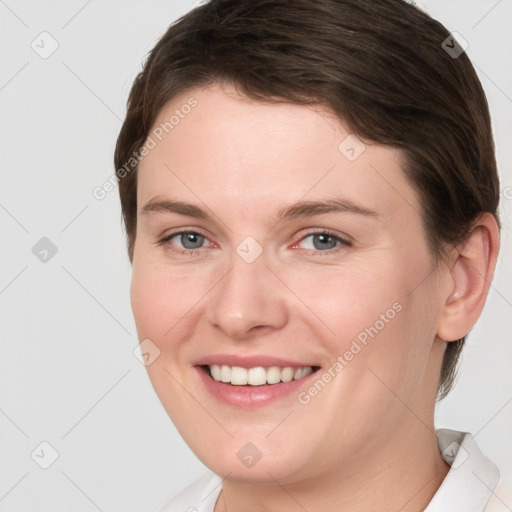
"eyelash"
158,229,352,256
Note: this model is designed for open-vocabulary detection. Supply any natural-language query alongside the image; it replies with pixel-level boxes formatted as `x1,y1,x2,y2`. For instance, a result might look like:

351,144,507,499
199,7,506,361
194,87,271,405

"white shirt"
157,429,501,512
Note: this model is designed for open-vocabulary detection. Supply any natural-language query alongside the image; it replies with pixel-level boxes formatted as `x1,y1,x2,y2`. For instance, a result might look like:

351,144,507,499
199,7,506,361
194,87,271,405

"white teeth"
247,367,267,386
266,366,281,384
220,365,231,383
302,366,313,378
207,364,315,386
293,367,304,380
230,366,248,385
281,367,294,382
210,364,221,381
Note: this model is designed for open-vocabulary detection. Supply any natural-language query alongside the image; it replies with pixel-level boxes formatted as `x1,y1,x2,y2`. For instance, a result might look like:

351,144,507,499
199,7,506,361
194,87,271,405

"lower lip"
195,366,319,408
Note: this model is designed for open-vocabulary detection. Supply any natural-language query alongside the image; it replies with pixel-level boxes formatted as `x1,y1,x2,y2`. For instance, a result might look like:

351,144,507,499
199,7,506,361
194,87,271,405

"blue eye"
169,232,207,250
297,231,350,252
159,229,350,256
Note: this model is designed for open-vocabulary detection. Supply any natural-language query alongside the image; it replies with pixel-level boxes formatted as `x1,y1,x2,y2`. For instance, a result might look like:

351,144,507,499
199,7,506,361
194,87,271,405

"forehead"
137,84,420,223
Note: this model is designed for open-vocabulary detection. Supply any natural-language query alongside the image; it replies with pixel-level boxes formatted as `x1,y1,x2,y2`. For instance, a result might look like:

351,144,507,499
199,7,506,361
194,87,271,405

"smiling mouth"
203,364,320,386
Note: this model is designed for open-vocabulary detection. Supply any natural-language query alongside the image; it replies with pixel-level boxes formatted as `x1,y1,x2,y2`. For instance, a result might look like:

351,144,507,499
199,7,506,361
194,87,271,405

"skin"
130,83,499,512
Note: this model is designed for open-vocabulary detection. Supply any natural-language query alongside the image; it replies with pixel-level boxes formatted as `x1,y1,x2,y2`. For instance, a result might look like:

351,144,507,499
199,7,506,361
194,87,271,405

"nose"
206,252,289,341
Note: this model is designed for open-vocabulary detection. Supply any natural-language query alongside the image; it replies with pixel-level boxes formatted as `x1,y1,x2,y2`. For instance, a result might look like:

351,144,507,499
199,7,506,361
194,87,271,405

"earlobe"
437,213,500,342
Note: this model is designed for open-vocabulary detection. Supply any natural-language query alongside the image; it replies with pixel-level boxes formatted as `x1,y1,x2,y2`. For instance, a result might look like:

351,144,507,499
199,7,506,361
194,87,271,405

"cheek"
130,254,209,343
283,264,399,351
287,260,433,395
129,258,207,419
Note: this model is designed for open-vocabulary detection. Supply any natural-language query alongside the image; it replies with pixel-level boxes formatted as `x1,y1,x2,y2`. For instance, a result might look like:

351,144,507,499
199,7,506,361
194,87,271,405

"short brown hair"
114,0,500,399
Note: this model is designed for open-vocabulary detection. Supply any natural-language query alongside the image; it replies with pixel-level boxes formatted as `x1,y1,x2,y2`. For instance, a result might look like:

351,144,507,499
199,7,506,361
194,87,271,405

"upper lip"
193,354,319,369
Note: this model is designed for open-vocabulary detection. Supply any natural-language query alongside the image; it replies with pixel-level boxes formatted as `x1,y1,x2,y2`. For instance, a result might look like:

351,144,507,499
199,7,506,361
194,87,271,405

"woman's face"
131,83,449,483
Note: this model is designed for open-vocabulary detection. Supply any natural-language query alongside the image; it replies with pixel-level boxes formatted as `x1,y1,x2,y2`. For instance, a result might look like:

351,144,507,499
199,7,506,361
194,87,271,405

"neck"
214,421,450,512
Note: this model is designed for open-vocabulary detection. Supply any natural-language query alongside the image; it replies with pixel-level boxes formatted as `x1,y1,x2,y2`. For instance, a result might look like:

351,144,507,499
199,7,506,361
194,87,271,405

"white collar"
424,429,500,511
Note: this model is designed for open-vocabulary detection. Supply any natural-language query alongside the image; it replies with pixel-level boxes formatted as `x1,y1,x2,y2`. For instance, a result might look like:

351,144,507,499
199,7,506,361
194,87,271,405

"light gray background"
1,1,511,511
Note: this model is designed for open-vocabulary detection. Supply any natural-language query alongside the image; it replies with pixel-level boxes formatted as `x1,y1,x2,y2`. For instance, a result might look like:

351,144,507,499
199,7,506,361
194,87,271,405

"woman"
115,0,502,510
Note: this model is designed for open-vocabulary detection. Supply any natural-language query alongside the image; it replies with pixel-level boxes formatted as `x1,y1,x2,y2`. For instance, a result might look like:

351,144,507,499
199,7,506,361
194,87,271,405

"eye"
296,231,351,252
160,230,212,252
158,229,350,256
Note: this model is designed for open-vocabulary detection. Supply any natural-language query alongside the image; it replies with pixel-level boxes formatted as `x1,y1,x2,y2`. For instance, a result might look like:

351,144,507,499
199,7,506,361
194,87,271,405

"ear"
437,213,500,342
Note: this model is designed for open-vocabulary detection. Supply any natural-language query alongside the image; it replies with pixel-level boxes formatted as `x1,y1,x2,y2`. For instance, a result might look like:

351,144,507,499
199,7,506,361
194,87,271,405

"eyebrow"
140,196,378,221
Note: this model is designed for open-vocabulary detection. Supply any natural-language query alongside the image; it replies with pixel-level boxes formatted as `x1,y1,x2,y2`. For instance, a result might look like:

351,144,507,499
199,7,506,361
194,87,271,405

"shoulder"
155,471,223,512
